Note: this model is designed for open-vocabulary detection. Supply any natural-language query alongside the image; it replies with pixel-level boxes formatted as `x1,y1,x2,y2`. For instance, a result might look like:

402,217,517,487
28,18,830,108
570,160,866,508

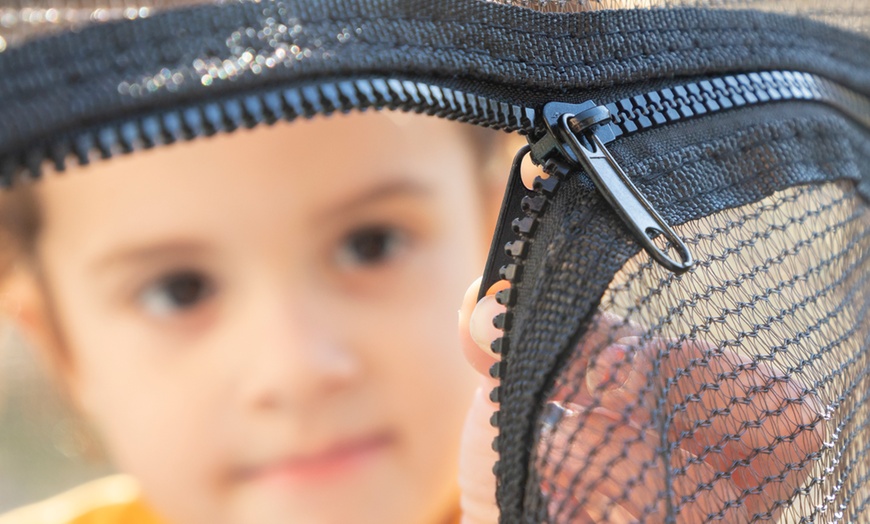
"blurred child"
0,111,506,524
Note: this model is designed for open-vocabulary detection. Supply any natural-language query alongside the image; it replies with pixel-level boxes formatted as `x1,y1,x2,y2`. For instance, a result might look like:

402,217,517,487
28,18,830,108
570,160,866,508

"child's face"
24,112,489,524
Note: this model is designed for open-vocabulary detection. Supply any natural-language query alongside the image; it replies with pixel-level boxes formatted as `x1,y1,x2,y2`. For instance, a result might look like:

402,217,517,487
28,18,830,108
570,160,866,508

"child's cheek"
68,333,231,523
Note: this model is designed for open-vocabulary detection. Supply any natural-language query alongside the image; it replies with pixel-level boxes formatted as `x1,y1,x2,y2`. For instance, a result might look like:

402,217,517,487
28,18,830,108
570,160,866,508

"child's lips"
238,433,396,487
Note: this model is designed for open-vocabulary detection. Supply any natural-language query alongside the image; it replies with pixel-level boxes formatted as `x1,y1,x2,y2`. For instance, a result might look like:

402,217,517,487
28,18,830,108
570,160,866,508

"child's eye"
138,271,215,317
335,225,408,269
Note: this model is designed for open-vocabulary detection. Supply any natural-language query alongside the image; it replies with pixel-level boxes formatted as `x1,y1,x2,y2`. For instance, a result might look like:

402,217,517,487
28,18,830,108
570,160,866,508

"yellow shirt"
0,477,464,524
0,476,164,524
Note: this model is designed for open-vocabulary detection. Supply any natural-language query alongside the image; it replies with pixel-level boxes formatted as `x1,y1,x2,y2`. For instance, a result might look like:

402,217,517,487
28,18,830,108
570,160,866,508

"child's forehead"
35,111,480,222
45,110,469,181
28,111,489,277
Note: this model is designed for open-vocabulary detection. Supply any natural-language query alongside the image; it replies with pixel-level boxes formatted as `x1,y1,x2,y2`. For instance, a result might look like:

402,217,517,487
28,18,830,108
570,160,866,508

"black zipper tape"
4,1,868,161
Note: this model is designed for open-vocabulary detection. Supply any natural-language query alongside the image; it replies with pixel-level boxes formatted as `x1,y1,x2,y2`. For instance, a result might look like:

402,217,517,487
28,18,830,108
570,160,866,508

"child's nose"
233,295,363,411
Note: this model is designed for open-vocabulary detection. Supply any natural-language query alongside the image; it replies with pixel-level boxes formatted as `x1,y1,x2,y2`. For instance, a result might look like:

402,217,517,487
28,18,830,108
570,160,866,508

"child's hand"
457,279,502,524
457,279,825,524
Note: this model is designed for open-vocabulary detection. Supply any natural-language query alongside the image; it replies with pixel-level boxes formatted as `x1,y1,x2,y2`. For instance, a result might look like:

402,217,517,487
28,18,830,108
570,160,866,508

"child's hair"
0,184,38,282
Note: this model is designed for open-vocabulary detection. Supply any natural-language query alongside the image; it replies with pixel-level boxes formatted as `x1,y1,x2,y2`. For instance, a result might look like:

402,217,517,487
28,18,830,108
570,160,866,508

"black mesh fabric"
535,180,870,522
494,95,870,522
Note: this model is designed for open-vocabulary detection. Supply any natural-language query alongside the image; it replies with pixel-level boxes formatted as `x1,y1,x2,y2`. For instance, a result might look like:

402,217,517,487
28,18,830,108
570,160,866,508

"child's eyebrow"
88,242,212,274
314,179,431,222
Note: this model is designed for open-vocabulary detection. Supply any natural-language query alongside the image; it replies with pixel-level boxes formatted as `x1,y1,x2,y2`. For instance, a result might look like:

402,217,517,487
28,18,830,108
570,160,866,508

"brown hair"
0,184,39,283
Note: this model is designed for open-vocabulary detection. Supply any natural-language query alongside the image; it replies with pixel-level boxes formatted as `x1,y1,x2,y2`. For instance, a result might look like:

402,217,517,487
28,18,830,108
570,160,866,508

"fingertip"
460,277,500,377
461,277,483,317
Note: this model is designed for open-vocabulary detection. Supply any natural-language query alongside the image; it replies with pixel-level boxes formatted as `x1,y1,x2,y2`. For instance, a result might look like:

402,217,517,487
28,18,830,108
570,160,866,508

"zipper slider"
530,101,694,274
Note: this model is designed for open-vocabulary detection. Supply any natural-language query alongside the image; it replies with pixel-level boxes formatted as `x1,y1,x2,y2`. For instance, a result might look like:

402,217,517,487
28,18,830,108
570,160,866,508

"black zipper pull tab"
530,102,694,274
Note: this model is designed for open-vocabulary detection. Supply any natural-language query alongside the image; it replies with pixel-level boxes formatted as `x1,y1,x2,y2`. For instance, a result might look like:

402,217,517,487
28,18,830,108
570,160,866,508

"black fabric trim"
0,0,868,161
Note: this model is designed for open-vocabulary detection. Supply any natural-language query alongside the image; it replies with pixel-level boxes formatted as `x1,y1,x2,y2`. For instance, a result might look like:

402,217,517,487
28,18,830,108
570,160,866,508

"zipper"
12,67,864,366
476,71,870,475
534,101,695,273
477,70,870,302
6,71,868,184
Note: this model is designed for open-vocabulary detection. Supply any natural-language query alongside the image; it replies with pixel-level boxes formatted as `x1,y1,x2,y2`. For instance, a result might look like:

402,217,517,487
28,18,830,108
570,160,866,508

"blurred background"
0,328,113,512
0,1,210,511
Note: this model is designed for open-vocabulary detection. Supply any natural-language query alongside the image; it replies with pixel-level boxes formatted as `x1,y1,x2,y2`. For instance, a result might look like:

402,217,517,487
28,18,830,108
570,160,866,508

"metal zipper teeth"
6,70,868,184
483,70,870,456
2,78,537,183
603,70,870,141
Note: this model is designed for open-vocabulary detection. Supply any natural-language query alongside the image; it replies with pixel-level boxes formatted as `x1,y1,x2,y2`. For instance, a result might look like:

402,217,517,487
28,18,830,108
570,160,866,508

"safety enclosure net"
534,180,870,522
3,0,868,50
477,2,870,522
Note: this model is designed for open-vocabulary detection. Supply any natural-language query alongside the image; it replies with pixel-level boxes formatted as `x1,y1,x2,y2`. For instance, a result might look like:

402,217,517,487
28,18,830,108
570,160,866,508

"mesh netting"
2,0,868,50
0,0,218,49
491,0,870,36
535,180,870,522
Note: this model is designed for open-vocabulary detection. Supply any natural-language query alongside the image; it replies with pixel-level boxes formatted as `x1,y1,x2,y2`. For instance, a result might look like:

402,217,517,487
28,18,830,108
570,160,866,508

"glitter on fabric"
118,2,359,97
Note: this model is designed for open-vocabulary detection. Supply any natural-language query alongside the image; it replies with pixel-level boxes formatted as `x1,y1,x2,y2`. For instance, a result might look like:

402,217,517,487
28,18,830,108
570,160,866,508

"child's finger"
459,278,504,379
548,317,655,430
459,278,498,378
656,339,825,518
469,295,505,362
545,490,626,524
538,403,656,522
580,312,648,356
547,326,825,521
459,385,501,524
457,278,501,524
